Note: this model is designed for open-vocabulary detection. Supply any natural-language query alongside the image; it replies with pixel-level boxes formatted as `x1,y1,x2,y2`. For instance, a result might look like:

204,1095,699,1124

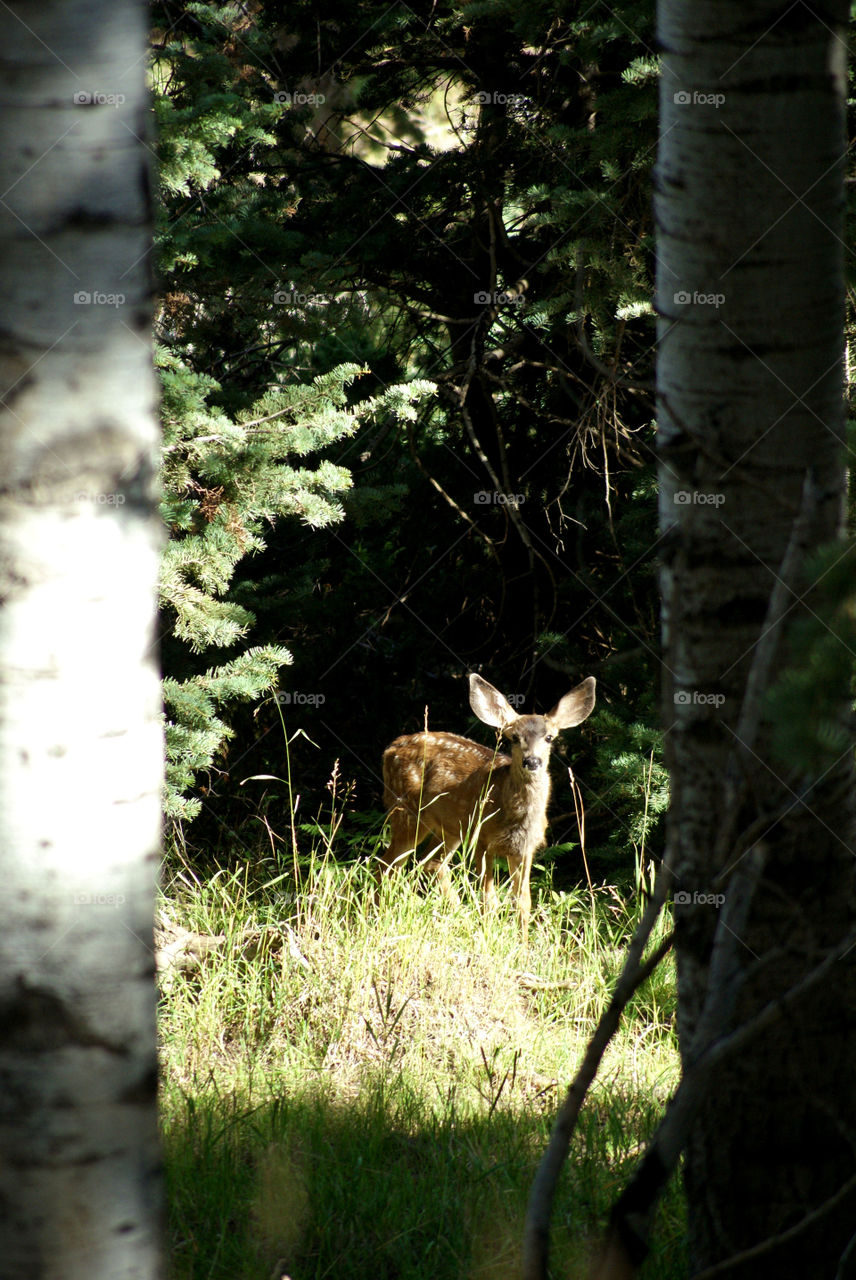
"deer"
377,672,596,935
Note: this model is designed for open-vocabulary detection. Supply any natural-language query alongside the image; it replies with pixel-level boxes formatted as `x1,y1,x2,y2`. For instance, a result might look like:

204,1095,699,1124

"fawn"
377,672,596,934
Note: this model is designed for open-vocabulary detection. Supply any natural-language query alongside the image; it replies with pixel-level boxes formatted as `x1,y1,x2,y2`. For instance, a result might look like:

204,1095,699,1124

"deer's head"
468,673,596,773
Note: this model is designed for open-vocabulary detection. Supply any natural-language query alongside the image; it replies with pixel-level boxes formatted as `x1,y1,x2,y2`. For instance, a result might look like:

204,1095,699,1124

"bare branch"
591,845,767,1278
690,1170,856,1280
589,471,825,1274
522,863,674,1280
405,421,501,559
594,906,856,1278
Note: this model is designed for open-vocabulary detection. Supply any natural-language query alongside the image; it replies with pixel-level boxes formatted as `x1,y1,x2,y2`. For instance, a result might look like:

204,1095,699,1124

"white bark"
0,3,163,1277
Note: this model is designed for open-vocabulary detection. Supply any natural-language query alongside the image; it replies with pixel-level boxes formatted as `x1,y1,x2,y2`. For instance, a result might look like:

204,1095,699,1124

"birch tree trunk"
0,2,163,1276
656,2,856,1275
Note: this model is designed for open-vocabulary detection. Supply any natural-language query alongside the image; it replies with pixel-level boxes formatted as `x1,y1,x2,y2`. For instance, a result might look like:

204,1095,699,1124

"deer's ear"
469,673,517,729
548,677,596,730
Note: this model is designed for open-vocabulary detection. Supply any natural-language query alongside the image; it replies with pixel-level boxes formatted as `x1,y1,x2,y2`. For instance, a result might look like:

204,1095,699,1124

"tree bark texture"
0,2,163,1277
656,2,856,1276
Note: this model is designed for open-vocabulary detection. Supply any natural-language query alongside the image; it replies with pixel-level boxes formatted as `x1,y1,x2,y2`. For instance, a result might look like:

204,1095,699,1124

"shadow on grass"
163,1075,686,1280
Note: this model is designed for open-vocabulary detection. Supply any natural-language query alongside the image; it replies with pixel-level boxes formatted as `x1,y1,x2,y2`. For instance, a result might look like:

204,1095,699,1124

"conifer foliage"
150,0,664,856
158,344,433,818
152,9,436,817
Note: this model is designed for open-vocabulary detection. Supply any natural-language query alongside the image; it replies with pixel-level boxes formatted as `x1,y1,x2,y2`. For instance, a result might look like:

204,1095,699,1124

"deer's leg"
420,830,461,906
376,805,418,899
475,846,499,911
507,853,532,939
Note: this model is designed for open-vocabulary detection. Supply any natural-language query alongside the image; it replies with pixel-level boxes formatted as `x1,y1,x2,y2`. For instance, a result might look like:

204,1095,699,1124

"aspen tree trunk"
0,2,163,1276
656,3,856,1275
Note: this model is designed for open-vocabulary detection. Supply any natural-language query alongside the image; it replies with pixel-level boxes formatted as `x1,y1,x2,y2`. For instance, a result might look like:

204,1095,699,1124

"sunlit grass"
159,825,683,1278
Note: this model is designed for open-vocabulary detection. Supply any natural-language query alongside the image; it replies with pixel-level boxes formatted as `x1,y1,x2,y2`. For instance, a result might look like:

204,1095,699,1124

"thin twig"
568,764,592,893
405,422,501,559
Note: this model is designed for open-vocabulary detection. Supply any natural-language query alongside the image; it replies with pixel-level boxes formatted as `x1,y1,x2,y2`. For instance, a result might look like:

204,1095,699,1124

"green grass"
158,840,684,1278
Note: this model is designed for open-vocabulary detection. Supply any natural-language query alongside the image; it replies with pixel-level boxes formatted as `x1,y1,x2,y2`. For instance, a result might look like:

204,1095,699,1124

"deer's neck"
503,758,551,814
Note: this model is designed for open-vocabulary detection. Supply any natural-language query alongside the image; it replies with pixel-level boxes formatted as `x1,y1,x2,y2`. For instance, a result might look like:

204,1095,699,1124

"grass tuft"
160,836,683,1278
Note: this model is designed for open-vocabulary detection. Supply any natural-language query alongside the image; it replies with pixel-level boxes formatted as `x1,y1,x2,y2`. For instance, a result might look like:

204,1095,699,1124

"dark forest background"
153,0,731,877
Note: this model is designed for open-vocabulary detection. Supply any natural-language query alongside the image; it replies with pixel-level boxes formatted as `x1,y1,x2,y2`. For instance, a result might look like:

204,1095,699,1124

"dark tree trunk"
656,2,856,1274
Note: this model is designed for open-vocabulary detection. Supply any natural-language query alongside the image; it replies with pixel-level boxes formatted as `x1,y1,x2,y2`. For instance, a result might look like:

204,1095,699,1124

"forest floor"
158,839,684,1279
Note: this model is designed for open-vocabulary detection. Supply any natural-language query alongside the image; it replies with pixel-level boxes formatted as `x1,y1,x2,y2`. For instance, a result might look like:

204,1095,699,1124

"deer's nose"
523,756,541,771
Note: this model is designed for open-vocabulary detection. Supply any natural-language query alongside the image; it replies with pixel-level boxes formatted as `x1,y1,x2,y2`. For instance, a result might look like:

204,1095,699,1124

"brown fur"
376,674,596,936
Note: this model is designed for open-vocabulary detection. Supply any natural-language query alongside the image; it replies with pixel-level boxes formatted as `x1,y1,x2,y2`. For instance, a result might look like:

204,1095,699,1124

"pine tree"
158,346,433,818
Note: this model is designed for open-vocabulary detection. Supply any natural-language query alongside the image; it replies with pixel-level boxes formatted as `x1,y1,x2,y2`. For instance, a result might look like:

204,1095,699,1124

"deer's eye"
545,733,554,743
